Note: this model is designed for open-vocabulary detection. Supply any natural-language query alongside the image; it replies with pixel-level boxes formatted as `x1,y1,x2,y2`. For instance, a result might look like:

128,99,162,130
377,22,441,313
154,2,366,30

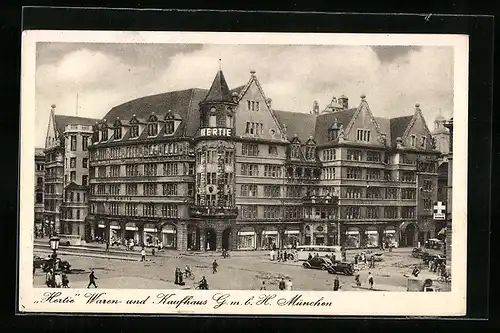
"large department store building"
86,69,440,251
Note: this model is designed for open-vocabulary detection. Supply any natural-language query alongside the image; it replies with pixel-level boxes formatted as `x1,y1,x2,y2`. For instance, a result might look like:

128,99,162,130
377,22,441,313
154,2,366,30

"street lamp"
49,236,60,279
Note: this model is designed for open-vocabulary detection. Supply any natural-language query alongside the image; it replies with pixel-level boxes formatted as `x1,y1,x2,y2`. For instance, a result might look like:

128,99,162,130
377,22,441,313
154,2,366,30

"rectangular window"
263,206,281,219
36,192,43,204
263,165,281,178
76,209,81,219
165,121,175,135
366,151,381,162
322,148,336,161
242,144,259,156
402,207,416,218
70,171,76,182
206,150,217,164
240,205,258,219
224,151,233,164
264,185,281,198
345,187,362,199
82,136,88,151
206,172,217,185
385,188,398,199
421,136,427,148
82,158,88,168
345,206,361,219
110,165,120,177
70,157,76,168
356,129,370,142
401,171,415,182
241,184,258,197
268,145,278,155
384,170,393,181
161,204,178,218
114,127,122,140
291,145,301,159
347,149,362,161
384,207,398,218
241,163,259,176
285,186,302,198
209,115,217,127
366,207,379,218
188,183,194,197
148,123,158,136
346,167,361,179
163,183,178,196
423,199,432,210
125,203,138,216
423,180,433,191
305,146,316,160
401,188,416,199
144,183,157,196
410,135,417,147
366,169,380,180
322,167,335,180
101,130,108,141
401,154,416,165
366,187,381,198
163,163,178,176
143,203,155,217
109,184,120,195
284,206,303,219
124,183,136,195
70,135,77,151
97,184,106,195
144,163,157,176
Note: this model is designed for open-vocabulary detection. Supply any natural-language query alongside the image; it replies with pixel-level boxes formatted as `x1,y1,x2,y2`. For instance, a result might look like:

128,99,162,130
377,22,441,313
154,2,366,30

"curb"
34,248,139,262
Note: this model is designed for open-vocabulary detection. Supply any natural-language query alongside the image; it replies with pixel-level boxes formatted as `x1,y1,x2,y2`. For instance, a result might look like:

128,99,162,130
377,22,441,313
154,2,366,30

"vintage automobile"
425,238,445,250
327,261,355,276
33,255,47,268
302,257,333,271
370,252,384,262
41,256,72,273
411,247,424,258
423,253,446,266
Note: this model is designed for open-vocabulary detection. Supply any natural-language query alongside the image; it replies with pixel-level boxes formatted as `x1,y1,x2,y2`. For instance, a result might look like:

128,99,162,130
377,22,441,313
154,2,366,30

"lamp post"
49,236,60,287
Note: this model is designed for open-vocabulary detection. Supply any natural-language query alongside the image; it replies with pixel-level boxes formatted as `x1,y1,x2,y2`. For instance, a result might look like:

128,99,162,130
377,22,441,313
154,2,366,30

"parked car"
42,256,72,273
33,255,46,268
328,261,354,276
411,247,423,258
423,254,446,265
371,252,384,262
302,257,333,271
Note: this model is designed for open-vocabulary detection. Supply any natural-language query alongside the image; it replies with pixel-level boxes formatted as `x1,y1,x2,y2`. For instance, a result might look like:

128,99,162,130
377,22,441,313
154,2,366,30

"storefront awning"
285,230,300,235
110,225,120,230
366,230,378,235
126,226,138,231
263,231,278,235
346,231,359,235
98,224,105,228
238,231,255,236
384,230,396,234
144,228,157,232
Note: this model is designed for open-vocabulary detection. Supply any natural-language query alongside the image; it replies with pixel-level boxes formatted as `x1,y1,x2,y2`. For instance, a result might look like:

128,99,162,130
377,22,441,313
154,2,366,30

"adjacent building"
86,69,441,251
35,148,45,234
43,105,100,237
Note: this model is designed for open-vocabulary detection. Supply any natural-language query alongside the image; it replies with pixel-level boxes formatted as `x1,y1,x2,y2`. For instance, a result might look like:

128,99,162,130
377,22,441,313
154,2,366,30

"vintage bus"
295,245,343,261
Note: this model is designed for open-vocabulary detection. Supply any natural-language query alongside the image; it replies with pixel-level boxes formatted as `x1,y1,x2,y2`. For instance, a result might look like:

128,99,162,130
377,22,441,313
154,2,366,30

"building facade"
35,148,45,234
86,69,440,251
43,104,100,237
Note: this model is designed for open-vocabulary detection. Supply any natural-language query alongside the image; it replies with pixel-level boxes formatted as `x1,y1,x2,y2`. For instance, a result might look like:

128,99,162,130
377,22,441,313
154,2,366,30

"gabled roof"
273,110,316,142
54,115,101,136
314,108,357,145
389,115,413,146
202,70,234,104
65,182,87,190
375,117,392,145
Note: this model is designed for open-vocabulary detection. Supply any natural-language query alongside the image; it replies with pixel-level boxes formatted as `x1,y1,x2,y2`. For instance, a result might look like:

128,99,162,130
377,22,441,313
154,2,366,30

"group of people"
354,252,376,268
270,249,293,262
278,277,293,290
44,269,70,288
354,272,375,289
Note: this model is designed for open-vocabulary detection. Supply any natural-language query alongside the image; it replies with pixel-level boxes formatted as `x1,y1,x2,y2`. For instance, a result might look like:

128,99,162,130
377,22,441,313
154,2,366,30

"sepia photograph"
20,30,468,316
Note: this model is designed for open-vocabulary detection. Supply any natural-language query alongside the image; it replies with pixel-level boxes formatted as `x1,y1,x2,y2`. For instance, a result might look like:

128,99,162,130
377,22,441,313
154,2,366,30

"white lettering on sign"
200,128,232,137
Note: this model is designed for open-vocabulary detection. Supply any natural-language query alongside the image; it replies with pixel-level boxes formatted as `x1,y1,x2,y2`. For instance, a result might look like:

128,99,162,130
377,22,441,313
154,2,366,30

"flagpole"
76,93,79,116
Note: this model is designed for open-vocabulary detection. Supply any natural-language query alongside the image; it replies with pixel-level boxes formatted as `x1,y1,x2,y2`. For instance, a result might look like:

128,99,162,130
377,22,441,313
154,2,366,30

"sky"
35,43,454,148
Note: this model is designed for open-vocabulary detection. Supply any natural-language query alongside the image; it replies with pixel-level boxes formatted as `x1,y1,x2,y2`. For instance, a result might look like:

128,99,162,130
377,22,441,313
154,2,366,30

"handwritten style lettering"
255,294,276,306
276,295,332,307
156,293,207,308
84,292,120,304
40,292,75,304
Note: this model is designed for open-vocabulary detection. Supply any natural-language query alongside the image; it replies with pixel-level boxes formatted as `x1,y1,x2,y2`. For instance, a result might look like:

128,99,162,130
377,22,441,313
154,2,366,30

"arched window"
113,119,122,139
148,114,158,136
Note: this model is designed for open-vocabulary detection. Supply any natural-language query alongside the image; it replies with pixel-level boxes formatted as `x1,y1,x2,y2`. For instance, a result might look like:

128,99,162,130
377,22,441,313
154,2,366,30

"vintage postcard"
19,30,468,316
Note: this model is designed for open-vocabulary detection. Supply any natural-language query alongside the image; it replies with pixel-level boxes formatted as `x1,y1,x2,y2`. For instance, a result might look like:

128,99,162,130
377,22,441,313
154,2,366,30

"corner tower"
192,68,239,252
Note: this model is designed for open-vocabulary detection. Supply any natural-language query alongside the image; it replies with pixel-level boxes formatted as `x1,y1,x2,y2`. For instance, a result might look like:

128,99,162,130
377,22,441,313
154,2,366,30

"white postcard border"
19,30,468,316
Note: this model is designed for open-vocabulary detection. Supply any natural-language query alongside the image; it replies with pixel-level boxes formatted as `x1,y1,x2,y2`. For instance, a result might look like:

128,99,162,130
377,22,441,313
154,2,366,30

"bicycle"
183,271,195,280
437,274,451,283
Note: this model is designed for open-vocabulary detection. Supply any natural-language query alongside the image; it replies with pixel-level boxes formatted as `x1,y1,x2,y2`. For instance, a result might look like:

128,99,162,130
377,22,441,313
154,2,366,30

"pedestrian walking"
283,251,288,262
151,247,155,256
308,253,313,261
62,273,69,288
354,254,359,265
260,281,266,290
141,248,146,261
270,249,274,261
212,260,218,274
286,279,293,291
278,277,286,290
106,241,109,252
87,269,98,288
367,272,374,289
370,255,375,268
333,276,340,291
33,265,36,276
354,273,361,287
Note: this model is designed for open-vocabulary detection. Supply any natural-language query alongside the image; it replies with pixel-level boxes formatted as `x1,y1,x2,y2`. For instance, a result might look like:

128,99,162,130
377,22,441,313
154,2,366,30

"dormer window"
226,114,233,128
291,145,301,159
356,129,370,142
113,119,122,140
328,121,340,140
165,121,174,135
92,126,99,142
305,146,316,160
410,135,416,147
101,127,108,141
147,114,158,136
130,125,139,138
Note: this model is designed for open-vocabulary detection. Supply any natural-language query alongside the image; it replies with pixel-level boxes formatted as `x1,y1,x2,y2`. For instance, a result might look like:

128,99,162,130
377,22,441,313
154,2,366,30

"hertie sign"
200,128,232,137
433,201,446,220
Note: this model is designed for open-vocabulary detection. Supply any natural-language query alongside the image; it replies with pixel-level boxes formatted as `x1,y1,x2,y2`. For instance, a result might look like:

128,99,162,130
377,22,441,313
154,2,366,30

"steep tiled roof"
54,115,101,136
314,108,357,145
202,70,234,104
375,117,392,145
389,115,413,146
273,110,316,142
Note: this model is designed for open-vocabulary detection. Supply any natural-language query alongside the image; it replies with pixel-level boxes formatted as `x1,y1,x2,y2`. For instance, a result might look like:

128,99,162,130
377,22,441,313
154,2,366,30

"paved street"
33,247,449,291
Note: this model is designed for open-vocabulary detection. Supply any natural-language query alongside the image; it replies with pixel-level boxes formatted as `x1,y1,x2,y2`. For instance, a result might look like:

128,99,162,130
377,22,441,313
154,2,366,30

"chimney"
312,100,319,115
51,104,56,112
338,95,348,109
